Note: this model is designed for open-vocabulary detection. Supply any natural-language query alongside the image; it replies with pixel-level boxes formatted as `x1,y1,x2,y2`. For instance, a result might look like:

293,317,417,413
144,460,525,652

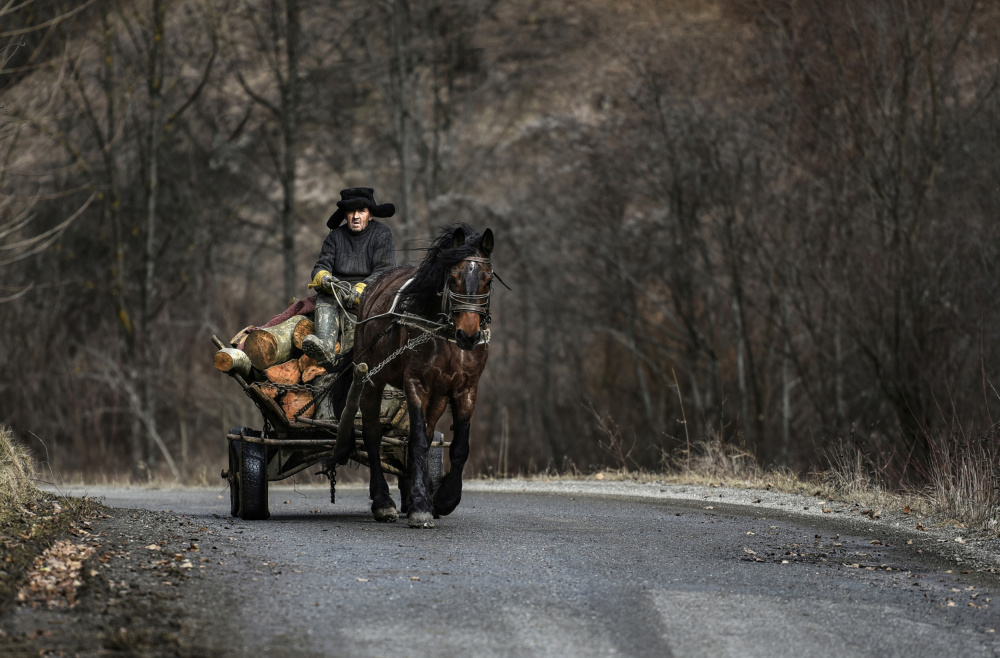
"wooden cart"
214,336,444,520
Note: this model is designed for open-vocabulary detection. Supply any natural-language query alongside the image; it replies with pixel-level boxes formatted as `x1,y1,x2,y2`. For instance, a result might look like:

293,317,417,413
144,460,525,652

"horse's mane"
401,222,484,318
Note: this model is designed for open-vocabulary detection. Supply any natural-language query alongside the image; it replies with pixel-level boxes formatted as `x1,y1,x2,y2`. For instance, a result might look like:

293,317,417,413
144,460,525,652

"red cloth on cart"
260,296,317,329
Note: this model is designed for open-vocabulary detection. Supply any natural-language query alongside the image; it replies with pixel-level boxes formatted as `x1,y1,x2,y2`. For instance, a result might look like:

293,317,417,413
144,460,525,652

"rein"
338,256,495,348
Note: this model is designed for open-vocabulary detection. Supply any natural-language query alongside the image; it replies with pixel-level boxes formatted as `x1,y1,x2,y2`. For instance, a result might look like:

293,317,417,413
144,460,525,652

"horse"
337,222,494,528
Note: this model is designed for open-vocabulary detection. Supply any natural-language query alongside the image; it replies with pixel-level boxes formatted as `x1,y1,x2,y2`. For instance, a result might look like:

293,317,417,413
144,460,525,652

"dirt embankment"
1,504,236,656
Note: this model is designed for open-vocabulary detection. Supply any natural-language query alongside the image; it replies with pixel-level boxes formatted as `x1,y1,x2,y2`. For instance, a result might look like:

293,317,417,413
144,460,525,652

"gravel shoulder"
1,503,238,657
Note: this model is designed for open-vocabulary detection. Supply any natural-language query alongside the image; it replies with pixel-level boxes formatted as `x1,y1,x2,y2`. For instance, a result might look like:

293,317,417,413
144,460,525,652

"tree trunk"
141,0,167,472
281,0,300,301
243,315,306,370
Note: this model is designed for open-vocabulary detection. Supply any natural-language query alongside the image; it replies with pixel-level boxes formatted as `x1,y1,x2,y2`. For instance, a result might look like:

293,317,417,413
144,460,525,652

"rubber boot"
302,302,341,367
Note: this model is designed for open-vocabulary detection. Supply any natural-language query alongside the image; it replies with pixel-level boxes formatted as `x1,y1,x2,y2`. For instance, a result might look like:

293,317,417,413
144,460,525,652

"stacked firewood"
213,314,337,421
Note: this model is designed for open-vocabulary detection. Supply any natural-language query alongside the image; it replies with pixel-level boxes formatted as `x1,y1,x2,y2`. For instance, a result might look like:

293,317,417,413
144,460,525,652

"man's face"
346,207,372,233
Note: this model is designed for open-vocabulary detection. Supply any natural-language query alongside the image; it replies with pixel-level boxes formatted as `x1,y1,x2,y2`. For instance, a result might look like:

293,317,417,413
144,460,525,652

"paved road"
63,484,999,657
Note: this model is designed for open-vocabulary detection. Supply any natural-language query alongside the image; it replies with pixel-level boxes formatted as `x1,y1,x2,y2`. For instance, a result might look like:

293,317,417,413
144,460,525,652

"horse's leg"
397,477,411,514
405,389,447,528
433,389,476,517
361,384,397,522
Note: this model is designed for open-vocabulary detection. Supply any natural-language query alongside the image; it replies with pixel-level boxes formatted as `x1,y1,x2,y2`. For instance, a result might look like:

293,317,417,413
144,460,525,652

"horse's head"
444,227,494,350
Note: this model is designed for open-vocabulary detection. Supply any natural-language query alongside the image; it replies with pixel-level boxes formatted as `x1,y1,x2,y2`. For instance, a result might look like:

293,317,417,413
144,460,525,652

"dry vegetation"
0,425,105,613
0,425,38,514
583,422,1000,536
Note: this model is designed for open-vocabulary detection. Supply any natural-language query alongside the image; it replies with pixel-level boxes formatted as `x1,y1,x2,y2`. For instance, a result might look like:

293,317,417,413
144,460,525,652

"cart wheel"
238,440,270,520
228,428,262,518
228,440,241,517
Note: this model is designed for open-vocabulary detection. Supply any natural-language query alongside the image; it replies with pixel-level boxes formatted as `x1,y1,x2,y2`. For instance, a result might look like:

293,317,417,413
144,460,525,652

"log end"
214,351,235,372
244,330,279,371
292,318,315,350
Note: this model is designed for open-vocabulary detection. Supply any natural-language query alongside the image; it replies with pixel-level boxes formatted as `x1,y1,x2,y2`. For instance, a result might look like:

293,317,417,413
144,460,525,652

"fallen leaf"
595,473,605,480
822,508,832,513
903,505,911,514
145,545,161,551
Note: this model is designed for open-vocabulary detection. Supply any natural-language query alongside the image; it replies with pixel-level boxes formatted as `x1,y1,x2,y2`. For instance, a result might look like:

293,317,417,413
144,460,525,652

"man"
302,187,396,367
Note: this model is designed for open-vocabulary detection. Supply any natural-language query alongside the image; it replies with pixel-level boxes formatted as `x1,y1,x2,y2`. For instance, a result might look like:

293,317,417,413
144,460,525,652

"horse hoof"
407,511,435,529
373,505,398,523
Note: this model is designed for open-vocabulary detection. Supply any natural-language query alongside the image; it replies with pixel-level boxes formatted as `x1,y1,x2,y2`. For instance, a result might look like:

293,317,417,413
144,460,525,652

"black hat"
327,187,396,228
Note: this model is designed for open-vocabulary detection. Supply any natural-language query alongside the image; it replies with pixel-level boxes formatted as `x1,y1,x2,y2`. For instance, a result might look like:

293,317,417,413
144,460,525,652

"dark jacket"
311,220,396,286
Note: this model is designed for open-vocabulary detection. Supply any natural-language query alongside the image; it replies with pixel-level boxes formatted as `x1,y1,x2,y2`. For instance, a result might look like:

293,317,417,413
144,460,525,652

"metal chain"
255,380,334,395
365,331,434,381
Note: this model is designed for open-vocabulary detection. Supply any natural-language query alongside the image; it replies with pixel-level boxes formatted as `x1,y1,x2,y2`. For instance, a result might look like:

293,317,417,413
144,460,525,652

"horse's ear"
479,228,494,257
452,227,466,249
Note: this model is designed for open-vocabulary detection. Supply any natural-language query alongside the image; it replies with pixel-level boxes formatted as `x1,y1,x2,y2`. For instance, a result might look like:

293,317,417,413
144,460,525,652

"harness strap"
387,277,415,315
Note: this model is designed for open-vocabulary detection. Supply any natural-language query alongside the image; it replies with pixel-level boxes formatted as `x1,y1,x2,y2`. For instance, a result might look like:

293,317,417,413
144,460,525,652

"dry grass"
922,424,1000,531
586,414,998,534
0,424,39,515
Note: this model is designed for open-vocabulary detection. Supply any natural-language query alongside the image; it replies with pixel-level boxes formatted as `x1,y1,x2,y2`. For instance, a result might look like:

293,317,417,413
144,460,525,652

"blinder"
439,256,493,324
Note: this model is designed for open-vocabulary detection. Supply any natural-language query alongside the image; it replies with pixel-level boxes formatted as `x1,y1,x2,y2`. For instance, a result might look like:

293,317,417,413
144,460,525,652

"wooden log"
298,354,327,383
292,318,314,349
213,348,252,378
243,314,306,371
265,359,301,385
282,389,315,419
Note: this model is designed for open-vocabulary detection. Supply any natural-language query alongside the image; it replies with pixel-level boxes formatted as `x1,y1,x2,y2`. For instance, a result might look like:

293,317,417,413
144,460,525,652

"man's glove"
308,270,342,295
321,276,340,295
343,282,365,310
308,270,333,291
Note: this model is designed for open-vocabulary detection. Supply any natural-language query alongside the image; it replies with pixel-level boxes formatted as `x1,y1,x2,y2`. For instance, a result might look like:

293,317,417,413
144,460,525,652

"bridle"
439,256,493,325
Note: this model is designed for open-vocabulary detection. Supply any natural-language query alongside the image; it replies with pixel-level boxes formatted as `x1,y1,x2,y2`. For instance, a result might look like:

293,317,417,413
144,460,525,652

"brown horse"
339,223,494,527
